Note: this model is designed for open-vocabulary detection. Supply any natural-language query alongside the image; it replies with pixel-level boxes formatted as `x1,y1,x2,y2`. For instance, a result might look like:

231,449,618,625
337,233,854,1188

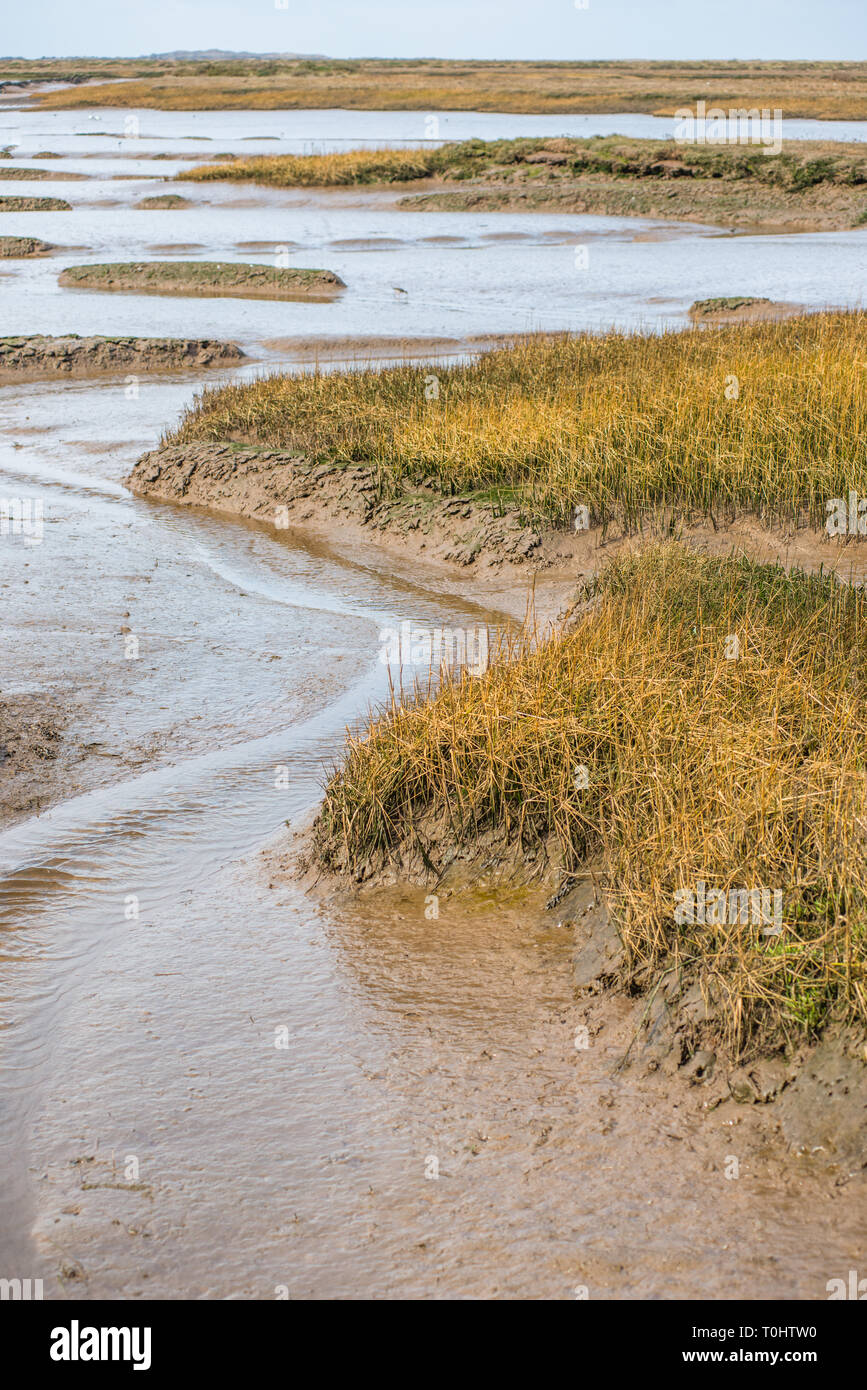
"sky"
2,0,865,62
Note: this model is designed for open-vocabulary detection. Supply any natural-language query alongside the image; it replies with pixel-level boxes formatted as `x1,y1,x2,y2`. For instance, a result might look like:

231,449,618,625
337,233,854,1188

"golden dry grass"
171,312,867,532
184,147,437,186
25,59,867,119
315,545,867,1056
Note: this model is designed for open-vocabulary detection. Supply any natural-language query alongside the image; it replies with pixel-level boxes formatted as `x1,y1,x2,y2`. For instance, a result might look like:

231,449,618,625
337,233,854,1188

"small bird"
392,286,408,296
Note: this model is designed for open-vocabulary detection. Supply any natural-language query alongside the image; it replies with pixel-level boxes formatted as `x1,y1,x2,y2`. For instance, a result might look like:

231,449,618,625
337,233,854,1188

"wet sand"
18,859,864,1300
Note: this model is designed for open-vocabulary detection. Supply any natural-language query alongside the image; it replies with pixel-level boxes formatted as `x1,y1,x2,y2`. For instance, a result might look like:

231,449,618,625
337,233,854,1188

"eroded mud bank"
127,442,867,620
0,335,245,382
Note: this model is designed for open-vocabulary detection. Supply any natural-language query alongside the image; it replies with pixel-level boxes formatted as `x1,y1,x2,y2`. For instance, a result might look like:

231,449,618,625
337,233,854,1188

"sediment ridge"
58,260,346,300
0,334,246,381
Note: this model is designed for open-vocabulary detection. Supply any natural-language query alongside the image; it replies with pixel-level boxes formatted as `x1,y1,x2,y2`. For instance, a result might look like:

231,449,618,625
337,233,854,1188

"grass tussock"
185,147,437,186
315,545,867,1055
181,135,867,190
0,195,70,211
170,311,867,532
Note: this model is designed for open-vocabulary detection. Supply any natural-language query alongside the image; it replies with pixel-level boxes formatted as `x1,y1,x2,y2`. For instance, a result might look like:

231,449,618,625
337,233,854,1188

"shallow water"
2,104,867,346
0,105,865,1299
0,370,515,1294
4,105,867,161
2,191,867,345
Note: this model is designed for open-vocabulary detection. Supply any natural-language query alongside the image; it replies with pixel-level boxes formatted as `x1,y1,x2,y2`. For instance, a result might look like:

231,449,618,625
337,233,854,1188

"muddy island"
0,334,246,381
182,136,867,234
58,259,346,300
0,195,71,211
0,235,56,257
688,296,809,323
0,164,85,180
136,193,192,209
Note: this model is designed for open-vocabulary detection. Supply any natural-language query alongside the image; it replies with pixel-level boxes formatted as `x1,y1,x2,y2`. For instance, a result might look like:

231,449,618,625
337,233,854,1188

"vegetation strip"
181,137,867,232
184,136,867,190
167,312,867,533
19,58,867,119
57,260,346,299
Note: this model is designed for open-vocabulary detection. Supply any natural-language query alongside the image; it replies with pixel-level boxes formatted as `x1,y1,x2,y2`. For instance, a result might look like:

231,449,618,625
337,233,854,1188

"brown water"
1,104,865,1301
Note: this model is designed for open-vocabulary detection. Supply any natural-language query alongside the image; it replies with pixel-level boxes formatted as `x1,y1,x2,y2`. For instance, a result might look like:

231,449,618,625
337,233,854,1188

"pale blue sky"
3,0,865,62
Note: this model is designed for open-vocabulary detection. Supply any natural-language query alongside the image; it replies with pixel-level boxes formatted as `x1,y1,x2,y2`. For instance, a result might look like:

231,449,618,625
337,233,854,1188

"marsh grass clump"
183,147,438,186
171,311,867,532
0,195,71,211
314,544,867,1056
181,136,867,190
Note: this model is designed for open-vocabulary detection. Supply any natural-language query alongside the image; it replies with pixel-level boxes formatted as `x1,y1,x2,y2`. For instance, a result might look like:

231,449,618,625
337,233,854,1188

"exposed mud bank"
0,693,69,826
135,193,192,209
0,686,191,832
127,443,580,622
285,832,867,1181
0,334,245,382
258,332,547,364
127,443,867,622
0,195,70,211
558,877,866,1178
397,177,867,234
0,236,56,258
689,297,808,323
0,164,84,180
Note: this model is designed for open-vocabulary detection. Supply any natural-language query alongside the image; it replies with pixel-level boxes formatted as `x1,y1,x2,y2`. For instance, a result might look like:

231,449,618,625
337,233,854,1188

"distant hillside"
144,51,329,61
